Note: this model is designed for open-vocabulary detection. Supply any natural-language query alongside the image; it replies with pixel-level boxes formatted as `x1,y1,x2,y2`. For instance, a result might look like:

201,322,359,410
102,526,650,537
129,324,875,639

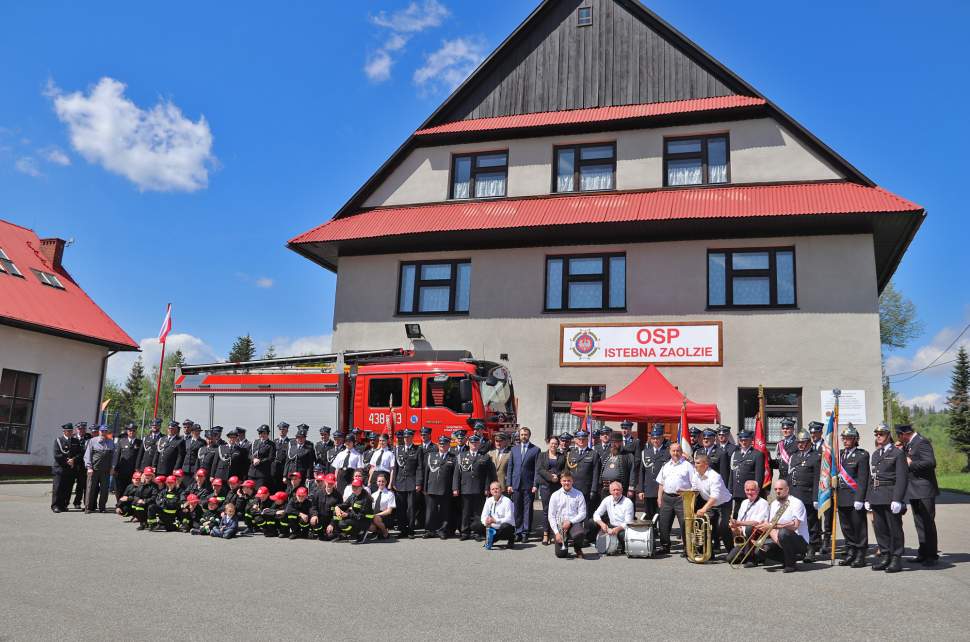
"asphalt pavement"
1,483,967,641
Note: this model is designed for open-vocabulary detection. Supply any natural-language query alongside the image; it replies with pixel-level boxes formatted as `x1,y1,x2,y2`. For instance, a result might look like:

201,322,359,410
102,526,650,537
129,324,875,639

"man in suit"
866,424,908,573
506,426,540,543
897,423,940,565
112,423,141,507
51,423,78,513
716,426,736,483
635,425,669,522
489,432,512,492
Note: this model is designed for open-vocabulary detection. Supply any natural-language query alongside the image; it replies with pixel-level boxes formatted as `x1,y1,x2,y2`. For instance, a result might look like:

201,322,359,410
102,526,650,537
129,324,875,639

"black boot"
804,547,816,563
851,550,868,568
872,554,890,571
885,555,903,573
839,549,857,566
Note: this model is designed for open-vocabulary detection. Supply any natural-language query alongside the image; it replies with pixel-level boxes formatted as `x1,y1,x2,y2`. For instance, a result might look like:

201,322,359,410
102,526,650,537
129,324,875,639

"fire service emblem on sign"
570,329,600,360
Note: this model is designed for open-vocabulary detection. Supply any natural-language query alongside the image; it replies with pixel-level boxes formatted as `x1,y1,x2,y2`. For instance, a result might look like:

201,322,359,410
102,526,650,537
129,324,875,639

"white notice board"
820,390,867,425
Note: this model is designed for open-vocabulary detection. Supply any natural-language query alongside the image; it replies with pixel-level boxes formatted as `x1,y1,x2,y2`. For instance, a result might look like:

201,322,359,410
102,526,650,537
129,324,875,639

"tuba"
681,490,712,563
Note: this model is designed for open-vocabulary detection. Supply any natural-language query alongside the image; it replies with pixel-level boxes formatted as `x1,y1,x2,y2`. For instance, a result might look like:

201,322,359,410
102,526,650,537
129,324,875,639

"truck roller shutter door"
173,394,213,430
273,394,338,431
212,394,272,431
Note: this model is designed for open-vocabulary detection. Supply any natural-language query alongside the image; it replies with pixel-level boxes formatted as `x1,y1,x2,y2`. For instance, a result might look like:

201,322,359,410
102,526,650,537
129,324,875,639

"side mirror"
459,378,473,402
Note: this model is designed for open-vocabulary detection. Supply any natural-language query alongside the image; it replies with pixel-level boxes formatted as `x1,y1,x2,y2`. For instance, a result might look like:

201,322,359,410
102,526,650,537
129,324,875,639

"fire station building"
289,0,923,450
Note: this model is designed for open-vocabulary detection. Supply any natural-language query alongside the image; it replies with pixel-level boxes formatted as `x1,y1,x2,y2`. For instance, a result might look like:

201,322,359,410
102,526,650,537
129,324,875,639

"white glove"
813,501,819,510
853,501,863,511
891,501,902,514
864,501,871,511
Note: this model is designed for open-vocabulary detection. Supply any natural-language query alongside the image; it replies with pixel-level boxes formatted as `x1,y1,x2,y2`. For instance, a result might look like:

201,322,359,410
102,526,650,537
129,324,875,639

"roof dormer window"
0,248,23,277
32,269,64,289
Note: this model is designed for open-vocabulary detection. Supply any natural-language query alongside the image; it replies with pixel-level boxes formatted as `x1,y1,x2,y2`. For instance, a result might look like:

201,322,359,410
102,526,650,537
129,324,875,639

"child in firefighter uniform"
115,471,142,518
333,479,375,544
285,486,312,538
179,494,203,532
260,492,289,538
153,475,182,531
192,496,222,535
132,468,158,530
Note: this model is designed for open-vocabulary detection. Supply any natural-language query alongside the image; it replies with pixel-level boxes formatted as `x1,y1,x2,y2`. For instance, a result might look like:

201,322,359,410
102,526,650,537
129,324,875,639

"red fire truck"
172,349,516,440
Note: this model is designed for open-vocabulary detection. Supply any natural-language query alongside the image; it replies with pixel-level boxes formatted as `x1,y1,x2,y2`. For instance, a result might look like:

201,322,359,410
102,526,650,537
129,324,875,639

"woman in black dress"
534,435,566,546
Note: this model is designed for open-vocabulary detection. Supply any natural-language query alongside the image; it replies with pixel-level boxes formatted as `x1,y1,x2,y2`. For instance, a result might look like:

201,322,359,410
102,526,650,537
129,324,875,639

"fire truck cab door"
361,376,404,432
423,373,472,437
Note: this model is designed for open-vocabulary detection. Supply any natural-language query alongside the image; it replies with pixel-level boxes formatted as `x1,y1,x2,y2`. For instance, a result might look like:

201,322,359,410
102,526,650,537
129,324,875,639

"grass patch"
938,473,970,495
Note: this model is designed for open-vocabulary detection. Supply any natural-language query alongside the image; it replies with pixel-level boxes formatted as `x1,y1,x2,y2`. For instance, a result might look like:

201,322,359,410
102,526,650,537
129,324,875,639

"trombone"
729,501,788,569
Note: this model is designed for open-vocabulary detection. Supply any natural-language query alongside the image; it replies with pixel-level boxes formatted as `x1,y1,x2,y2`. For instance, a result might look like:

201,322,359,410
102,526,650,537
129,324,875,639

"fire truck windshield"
479,367,513,414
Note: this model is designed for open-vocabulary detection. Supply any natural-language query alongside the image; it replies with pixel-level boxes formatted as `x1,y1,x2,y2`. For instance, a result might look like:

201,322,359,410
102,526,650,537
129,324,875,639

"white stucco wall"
0,324,109,468
363,117,842,208
330,234,883,451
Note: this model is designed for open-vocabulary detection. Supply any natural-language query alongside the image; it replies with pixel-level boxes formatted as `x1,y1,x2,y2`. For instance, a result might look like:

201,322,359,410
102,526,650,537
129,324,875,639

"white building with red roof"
288,0,923,450
0,219,138,472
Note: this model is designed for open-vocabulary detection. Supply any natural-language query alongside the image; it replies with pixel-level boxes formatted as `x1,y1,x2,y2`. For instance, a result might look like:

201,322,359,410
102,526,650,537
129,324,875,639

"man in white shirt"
655,443,693,555
728,480,770,564
481,481,515,550
593,481,635,555
689,451,732,556
367,433,395,488
548,471,588,559
753,479,809,572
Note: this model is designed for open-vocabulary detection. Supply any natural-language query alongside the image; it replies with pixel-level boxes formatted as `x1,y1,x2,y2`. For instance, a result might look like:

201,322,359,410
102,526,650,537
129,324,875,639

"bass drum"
595,531,619,555
625,519,656,558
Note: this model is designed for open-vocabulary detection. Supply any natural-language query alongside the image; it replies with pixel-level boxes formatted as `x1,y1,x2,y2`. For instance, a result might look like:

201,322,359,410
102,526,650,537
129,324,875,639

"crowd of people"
48,416,940,570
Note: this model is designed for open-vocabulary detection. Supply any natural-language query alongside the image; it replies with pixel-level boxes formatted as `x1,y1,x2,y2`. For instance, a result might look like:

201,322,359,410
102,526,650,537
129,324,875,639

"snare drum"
595,531,620,555
625,519,656,558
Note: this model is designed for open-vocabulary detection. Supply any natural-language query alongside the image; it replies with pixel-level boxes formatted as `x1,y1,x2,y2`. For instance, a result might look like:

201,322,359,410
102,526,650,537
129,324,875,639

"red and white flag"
679,399,692,459
158,303,172,344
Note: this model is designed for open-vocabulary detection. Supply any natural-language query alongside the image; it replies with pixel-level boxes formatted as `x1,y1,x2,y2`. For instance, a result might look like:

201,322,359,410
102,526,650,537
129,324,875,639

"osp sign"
560,322,723,366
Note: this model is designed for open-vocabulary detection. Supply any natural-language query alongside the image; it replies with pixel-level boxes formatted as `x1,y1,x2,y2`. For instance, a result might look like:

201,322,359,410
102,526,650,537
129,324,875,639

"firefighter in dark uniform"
314,426,334,469
324,432,344,475
212,429,245,483
415,426,434,531
333,479,375,544
866,424,908,573
71,421,91,509
807,420,831,550
309,473,341,540
152,475,182,531
154,421,186,477
112,423,141,506
282,425,315,485
237,427,250,450
136,418,162,472
452,434,496,541
772,418,798,481
419,427,435,455
635,425,669,521
566,429,600,507
593,428,611,457
271,422,291,492
469,419,492,455
285,486,312,539
248,424,275,490
447,429,469,532
424,436,455,538
619,420,640,457
116,471,141,518
181,468,212,503
390,428,423,538
729,429,765,516
197,427,221,478
715,425,736,482
836,425,870,567
689,427,702,452
600,433,635,498
897,423,941,566
786,430,821,561
697,429,721,476
51,423,78,512
182,423,205,478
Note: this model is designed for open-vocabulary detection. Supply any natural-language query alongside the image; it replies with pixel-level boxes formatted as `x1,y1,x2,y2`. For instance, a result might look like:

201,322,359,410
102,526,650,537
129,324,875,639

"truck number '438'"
369,412,403,426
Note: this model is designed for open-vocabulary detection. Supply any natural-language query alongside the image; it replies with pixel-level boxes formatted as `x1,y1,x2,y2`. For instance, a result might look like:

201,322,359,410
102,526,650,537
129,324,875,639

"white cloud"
365,0,450,83
371,0,449,33
267,334,332,358
885,323,970,377
413,37,486,92
48,77,216,192
900,392,944,409
14,156,42,177
39,145,70,166
107,333,219,384
254,277,274,289
364,50,393,82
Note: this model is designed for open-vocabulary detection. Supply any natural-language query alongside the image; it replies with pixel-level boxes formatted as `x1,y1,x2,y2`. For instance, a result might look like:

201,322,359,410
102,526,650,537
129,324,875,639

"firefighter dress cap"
717,425,732,435
796,431,811,441
781,418,796,428
150,419,161,427
61,423,73,431
277,421,289,429
469,435,482,443
420,427,432,435
402,429,415,437
210,426,223,435
874,423,890,434
437,436,450,445
319,426,331,435
702,429,716,438
895,424,914,434
182,419,193,425
808,421,824,432
575,429,589,438
257,425,270,434
739,430,754,439
89,425,101,432
649,426,664,437
126,423,137,431
620,420,633,430
559,432,573,441
190,424,201,433
364,430,376,440
168,421,180,428
334,431,346,439
296,426,309,437
225,428,238,437
237,428,246,435
77,421,88,428
453,430,466,438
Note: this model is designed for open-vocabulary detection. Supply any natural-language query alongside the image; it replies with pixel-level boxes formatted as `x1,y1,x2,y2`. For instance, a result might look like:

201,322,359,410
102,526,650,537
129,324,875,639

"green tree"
228,334,256,362
120,356,147,425
879,281,923,350
148,351,184,422
262,344,277,360
946,346,970,471
172,348,186,368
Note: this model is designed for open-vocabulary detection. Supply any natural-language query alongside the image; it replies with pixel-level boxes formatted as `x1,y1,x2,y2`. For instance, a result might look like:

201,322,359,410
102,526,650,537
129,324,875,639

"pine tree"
172,349,186,368
228,335,256,362
262,344,277,360
946,346,970,471
120,356,147,424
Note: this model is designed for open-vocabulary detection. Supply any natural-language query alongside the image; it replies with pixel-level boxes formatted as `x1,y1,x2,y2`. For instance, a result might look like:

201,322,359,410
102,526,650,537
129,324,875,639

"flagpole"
152,337,167,420
831,389,841,564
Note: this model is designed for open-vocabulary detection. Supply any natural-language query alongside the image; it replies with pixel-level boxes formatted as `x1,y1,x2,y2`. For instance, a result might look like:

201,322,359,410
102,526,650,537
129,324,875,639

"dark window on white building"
664,134,729,186
708,247,795,308
398,260,471,315
545,253,625,312
0,369,38,453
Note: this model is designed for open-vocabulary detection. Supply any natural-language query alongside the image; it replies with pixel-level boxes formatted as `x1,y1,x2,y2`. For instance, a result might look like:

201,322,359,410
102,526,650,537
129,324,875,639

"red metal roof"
414,96,767,136
0,219,138,350
290,182,922,245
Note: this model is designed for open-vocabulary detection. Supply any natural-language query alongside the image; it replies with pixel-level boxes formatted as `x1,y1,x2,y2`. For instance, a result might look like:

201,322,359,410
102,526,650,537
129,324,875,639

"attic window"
577,7,592,26
32,269,64,289
0,248,23,278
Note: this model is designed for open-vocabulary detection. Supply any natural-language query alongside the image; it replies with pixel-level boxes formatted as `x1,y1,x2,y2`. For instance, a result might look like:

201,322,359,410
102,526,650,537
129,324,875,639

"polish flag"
158,303,173,344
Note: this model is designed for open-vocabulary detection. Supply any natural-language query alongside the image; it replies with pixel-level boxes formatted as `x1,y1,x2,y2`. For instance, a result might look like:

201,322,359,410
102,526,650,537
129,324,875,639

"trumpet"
729,501,789,569
681,490,712,563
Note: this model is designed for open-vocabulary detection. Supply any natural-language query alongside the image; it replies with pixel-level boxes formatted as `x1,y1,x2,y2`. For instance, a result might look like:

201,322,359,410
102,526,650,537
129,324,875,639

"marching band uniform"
898,424,940,565
786,432,821,560
836,427,870,568
453,437,496,541
866,427,908,573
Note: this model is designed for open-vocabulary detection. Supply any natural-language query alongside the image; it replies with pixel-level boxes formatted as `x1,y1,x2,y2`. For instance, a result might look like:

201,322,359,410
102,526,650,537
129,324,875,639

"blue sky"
0,1,966,406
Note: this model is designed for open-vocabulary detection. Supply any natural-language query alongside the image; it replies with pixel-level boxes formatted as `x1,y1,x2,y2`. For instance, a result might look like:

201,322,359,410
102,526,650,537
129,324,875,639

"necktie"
375,490,382,512
521,445,525,458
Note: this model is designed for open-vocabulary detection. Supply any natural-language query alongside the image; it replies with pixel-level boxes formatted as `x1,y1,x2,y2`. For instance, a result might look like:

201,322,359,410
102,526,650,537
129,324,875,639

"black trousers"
394,491,417,534
910,497,938,559
86,468,111,511
555,522,587,558
819,505,832,549
837,505,869,553
72,463,86,506
414,491,426,529
710,501,733,551
538,484,560,537
641,496,659,523
512,488,535,537
487,522,515,545
758,530,808,568
871,505,905,557
658,492,685,550
424,494,451,534
114,468,134,505
51,466,75,510
791,489,820,549
460,493,486,535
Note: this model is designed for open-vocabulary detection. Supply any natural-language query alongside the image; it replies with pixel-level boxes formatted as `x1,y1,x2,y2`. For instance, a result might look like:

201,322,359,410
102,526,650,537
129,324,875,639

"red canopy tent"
569,365,720,424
